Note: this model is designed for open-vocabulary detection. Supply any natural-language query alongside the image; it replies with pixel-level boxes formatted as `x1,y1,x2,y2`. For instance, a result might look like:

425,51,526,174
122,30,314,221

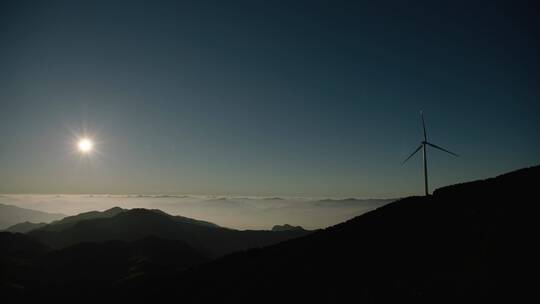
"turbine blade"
402,144,423,164
426,142,459,157
421,111,427,141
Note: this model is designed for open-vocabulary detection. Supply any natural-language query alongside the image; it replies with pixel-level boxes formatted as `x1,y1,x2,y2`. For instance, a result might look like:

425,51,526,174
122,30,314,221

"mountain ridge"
28,207,311,257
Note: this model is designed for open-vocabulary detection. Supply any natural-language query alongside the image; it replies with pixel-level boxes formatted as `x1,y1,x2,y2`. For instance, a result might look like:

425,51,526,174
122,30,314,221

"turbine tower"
403,111,458,196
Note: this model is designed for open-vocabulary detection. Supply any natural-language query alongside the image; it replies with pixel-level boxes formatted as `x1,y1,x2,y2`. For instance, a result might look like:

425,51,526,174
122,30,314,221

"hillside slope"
126,165,539,302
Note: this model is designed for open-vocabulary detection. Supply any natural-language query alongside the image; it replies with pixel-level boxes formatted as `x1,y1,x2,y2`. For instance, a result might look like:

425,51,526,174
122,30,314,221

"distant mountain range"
0,204,65,230
1,165,537,302
1,205,311,298
27,208,310,258
32,206,219,233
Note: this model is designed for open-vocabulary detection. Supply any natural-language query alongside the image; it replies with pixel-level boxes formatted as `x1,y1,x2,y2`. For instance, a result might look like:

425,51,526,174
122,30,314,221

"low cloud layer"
0,194,396,230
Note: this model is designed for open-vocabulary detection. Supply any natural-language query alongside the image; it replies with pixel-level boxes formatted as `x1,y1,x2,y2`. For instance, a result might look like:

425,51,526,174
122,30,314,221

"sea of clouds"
0,194,396,230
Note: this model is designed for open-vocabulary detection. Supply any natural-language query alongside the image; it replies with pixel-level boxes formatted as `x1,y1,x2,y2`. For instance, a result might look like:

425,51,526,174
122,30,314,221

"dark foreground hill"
33,236,208,292
0,232,207,297
117,165,538,303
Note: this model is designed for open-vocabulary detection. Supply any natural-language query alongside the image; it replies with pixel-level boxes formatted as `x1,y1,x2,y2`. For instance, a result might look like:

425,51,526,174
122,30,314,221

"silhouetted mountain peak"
113,208,220,228
35,206,125,232
271,224,306,232
103,206,125,214
119,208,166,216
110,208,176,224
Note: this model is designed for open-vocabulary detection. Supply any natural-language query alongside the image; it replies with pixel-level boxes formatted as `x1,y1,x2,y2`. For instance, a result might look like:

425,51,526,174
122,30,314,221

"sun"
77,138,94,153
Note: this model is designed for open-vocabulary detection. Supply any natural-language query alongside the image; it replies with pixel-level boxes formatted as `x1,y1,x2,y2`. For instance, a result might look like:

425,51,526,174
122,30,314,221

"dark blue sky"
1,0,538,197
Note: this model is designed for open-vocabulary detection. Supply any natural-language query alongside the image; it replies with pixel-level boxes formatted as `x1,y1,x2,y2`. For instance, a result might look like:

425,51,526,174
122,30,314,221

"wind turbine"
403,111,458,196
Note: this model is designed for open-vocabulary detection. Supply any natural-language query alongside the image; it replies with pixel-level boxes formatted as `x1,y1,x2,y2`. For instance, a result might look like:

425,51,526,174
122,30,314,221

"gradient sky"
1,0,538,197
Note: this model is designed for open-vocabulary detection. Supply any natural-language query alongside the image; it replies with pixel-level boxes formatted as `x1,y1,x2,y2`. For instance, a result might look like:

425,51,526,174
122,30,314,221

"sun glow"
77,138,94,153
